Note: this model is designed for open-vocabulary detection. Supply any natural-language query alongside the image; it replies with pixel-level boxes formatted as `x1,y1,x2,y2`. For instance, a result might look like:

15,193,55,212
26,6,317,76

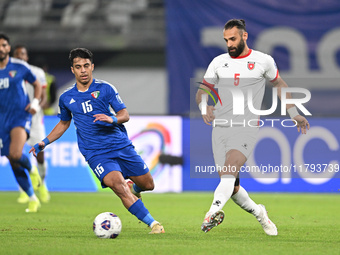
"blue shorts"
0,112,31,157
87,144,149,188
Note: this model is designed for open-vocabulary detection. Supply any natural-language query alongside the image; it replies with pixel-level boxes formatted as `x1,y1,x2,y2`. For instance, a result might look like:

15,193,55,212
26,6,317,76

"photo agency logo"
197,82,223,115
198,82,312,127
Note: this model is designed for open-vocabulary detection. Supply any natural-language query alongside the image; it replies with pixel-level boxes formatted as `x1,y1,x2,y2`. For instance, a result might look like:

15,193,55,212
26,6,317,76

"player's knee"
103,177,117,192
8,152,22,162
109,181,130,198
225,158,244,170
109,185,123,197
143,179,154,191
226,150,246,169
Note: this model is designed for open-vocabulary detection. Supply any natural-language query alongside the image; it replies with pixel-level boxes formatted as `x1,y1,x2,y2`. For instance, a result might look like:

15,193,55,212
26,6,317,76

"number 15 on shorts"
94,163,104,177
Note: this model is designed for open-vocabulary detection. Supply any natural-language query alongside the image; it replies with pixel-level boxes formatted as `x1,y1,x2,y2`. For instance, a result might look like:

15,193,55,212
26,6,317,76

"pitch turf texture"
1,192,339,255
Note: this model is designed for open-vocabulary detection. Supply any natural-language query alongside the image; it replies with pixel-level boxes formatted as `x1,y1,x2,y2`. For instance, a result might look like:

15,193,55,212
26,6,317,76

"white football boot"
256,204,278,236
201,210,225,233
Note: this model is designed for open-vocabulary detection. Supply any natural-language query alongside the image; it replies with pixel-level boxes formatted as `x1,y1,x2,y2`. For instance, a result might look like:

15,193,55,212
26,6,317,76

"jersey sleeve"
57,95,72,121
203,58,219,86
263,55,279,82
35,67,48,88
106,84,126,113
23,65,37,84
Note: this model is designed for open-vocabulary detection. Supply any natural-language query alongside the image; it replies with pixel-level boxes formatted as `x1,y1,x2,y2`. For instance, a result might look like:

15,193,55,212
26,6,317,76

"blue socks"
17,153,32,171
12,166,34,197
133,183,143,193
128,199,155,226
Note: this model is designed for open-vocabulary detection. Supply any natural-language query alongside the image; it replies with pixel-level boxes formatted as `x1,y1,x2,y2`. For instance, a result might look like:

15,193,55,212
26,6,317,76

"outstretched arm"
29,120,71,156
271,75,310,134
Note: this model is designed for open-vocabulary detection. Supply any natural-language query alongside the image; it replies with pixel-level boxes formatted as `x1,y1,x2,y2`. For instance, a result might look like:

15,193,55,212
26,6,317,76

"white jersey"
26,65,47,101
203,49,278,125
26,64,47,145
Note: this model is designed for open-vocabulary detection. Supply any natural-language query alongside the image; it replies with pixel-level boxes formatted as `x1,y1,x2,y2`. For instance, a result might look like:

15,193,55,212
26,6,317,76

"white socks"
231,186,260,217
208,175,236,214
37,162,47,181
150,221,160,228
208,176,261,218
29,193,38,201
19,186,38,201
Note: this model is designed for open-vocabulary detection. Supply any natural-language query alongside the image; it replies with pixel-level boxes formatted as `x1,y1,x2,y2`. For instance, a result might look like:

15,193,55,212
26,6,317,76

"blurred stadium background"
1,0,339,194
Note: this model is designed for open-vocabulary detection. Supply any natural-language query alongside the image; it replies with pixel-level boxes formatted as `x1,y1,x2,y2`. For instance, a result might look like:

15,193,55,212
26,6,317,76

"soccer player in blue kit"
0,33,42,212
29,48,165,234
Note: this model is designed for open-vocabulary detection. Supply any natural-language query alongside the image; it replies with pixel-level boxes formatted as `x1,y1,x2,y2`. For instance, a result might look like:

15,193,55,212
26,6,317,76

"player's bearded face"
0,52,7,61
0,40,10,61
228,38,245,58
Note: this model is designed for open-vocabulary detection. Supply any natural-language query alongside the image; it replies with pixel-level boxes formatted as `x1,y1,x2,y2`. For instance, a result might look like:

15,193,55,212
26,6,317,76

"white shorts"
27,110,46,146
212,126,258,168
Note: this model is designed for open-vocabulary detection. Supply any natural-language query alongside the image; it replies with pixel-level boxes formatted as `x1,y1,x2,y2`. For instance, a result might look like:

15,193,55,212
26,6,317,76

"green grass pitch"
1,192,339,255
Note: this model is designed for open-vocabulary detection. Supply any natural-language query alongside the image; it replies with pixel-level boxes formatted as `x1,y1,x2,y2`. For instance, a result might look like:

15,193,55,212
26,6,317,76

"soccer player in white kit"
13,45,50,203
196,19,310,235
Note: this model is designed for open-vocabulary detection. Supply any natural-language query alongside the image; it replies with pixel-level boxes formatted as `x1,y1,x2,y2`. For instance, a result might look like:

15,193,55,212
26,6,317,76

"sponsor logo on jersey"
247,61,255,70
91,91,100,99
69,98,76,104
223,63,229,68
9,70,17,78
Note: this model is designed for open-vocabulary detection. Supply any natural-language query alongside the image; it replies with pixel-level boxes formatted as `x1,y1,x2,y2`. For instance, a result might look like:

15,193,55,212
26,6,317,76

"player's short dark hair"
224,19,247,32
14,44,27,51
69,48,93,66
0,33,10,44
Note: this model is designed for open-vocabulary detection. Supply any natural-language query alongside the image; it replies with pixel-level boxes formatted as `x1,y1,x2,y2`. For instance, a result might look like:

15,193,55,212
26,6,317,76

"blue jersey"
0,57,36,121
58,79,132,161
0,57,37,156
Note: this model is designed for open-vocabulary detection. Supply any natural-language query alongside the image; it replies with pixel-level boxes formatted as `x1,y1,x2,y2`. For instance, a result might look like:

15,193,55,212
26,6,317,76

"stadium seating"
0,0,165,50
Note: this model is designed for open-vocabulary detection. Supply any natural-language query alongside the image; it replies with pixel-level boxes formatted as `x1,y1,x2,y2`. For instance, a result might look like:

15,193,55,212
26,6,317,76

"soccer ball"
93,212,122,239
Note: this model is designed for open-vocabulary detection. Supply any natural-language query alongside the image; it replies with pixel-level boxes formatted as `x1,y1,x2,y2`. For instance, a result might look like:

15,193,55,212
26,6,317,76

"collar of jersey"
76,78,94,92
230,49,252,59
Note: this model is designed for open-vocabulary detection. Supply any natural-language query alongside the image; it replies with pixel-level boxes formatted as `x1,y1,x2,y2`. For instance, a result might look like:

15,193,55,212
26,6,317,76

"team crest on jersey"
9,70,17,78
247,62,255,70
91,91,100,99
